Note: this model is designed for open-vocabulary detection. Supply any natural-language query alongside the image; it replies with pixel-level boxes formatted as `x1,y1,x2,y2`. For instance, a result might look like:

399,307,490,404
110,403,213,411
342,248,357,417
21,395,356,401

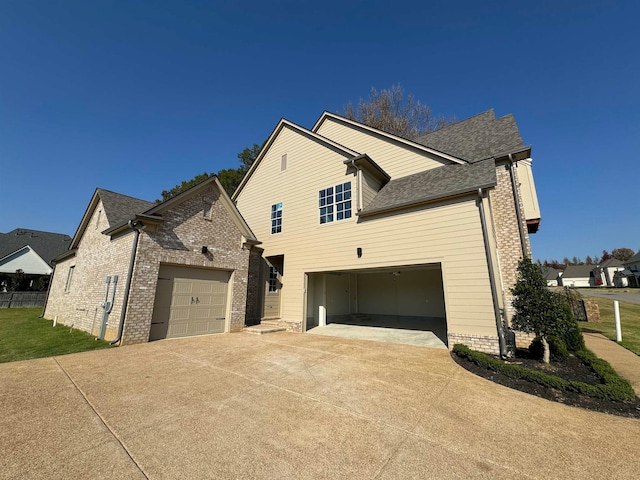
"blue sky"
1,0,638,262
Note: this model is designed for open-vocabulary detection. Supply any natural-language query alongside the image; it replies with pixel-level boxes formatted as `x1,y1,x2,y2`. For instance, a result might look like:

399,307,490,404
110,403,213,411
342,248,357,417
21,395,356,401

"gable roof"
97,189,155,228
414,109,526,162
0,228,72,267
600,258,623,268
541,266,559,281
358,159,497,217
232,118,361,200
70,177,258,251
312,111,466,165
0,245,54,275
624,251,640,266
561,264,595,279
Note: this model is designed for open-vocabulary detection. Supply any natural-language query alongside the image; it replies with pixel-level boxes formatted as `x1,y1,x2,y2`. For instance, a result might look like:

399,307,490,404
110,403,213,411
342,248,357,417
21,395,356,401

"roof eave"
358,182,495,218
52,248,78,264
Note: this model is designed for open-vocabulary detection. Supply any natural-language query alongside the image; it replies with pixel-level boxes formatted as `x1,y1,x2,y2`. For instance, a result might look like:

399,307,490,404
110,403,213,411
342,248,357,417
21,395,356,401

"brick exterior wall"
489,162,532,324
122,185,250,344
46,184,252,345
448,332,500,355
45,200,133,340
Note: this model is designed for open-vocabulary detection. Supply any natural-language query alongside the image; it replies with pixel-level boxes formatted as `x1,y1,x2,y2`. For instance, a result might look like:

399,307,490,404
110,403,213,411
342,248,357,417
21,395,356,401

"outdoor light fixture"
201,246,208,254
357,247,362,258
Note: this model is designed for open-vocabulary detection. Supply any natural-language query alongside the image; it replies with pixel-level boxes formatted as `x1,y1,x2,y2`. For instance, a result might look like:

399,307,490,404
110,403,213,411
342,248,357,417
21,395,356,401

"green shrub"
453,344,636,402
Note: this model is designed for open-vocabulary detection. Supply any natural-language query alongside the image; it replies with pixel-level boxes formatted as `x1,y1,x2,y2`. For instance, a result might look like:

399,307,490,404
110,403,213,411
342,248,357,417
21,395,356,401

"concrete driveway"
1,332,639,479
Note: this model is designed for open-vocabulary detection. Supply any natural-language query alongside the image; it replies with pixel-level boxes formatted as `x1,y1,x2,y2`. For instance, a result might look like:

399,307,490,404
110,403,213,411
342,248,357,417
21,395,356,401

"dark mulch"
453,349,640,419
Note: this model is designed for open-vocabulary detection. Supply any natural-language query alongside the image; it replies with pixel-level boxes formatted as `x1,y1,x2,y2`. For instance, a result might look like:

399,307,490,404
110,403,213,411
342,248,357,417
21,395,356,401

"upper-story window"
319,181,352,224
271,202,282,234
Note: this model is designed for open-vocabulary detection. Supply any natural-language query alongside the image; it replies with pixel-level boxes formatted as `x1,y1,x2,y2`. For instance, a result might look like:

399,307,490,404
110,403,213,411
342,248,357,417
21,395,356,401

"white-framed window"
268,266,278,292
319,181,352,224
271,202,282,234
65,265,75,292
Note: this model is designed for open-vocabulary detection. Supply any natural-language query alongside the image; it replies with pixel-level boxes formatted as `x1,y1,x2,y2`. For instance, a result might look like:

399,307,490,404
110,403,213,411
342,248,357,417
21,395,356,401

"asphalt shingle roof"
97,189,155,228
359,159,497,216
600,258,623,268
0,229,72,266
561,264,595,279
414,109,525,162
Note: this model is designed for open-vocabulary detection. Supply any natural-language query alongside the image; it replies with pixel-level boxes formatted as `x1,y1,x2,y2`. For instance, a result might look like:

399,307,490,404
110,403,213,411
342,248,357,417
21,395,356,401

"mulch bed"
452,349,640,419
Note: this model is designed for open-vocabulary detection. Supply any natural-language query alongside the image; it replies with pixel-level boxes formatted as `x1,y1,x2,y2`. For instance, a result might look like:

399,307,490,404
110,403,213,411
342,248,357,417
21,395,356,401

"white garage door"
149,265,231,341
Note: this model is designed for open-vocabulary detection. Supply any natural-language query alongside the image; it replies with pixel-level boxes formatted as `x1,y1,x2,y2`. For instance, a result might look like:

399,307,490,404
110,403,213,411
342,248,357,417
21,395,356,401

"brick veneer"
448,332,500,355
45,200,134,340
489,162,532,323
46,185,252,345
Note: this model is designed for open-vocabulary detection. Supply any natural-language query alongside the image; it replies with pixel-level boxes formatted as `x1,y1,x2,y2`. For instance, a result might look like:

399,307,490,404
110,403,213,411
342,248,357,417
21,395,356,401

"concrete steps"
244,322,286,335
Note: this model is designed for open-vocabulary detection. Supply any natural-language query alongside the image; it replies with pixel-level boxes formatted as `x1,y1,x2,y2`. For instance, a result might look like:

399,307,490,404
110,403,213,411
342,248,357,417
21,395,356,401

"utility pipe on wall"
477,188,507,359
110,220,145,345
508,154,528,258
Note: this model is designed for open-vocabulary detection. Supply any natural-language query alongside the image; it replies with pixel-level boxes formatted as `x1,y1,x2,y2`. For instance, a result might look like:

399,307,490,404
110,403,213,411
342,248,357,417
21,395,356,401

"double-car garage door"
149,265,231,341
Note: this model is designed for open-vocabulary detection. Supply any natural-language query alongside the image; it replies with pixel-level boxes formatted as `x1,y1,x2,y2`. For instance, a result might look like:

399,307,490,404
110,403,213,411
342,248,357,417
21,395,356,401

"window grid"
271,203,282,234
268,266,278,292
319,182,351,223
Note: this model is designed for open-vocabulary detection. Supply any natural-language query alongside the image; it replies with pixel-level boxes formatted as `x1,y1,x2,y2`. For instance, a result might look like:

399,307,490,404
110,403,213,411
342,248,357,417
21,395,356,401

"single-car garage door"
149,265,231,341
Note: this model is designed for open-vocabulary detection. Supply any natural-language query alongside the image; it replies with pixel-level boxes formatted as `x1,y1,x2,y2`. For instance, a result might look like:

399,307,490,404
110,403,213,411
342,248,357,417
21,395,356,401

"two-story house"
234,110,540,355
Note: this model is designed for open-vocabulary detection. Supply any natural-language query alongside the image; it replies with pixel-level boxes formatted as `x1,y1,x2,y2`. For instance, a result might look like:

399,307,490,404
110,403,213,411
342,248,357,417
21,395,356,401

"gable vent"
281,153,287,171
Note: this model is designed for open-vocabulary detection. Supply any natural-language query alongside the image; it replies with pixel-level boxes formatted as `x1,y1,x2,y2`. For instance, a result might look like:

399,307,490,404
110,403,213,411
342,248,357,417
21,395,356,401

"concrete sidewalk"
2,332,639,479
583,332,640,395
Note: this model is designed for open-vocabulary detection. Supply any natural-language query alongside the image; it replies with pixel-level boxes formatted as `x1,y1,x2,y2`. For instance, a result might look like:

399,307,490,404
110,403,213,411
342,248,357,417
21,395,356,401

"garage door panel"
150,265,231,341
168,322,189,337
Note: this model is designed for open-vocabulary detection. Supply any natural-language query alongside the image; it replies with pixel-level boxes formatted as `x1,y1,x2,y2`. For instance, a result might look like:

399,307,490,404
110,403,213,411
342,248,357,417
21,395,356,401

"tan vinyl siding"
517,159,541,221
361,169,382,209
236,125,496,338
315,117,453,178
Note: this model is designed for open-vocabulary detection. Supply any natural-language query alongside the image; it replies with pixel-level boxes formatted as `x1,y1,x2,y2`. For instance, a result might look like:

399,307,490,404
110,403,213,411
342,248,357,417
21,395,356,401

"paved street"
2,332,639,479
575,288,640,305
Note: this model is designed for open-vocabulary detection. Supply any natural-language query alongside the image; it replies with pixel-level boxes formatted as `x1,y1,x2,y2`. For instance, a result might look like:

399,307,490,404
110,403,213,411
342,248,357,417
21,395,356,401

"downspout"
478,188,507,359
508,154,528,257
110,220,144,345
39,265,55,318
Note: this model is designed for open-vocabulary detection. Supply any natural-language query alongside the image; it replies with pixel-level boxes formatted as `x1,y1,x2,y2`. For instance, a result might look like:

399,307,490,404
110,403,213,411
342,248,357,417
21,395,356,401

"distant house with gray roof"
559,264,597,287
232,109,542,356
0,228,72,291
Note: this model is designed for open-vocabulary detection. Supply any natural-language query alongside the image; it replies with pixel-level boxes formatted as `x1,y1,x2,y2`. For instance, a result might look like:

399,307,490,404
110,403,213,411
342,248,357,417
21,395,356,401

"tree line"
539,248,636,270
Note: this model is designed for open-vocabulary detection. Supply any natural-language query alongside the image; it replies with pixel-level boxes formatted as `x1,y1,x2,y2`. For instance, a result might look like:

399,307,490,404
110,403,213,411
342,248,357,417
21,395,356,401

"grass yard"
0,308,112,363
582,297,640,356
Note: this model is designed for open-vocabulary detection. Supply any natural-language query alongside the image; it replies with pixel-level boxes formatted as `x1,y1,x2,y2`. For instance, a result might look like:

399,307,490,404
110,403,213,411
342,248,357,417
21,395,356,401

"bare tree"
342,84,453,139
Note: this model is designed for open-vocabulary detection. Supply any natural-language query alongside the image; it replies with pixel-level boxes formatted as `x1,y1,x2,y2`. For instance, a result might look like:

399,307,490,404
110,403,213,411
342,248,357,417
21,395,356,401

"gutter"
110,220,145,345
477,188,508,359
508,153,528,257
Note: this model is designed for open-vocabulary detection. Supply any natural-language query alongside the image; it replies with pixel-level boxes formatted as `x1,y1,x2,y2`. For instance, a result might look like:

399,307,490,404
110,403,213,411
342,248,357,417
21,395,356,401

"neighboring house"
234,109,541,355
44,177,260,344
558,265,596,287
541,267,561,287
622,252,640,287
596,258,624,287
0,228,71,291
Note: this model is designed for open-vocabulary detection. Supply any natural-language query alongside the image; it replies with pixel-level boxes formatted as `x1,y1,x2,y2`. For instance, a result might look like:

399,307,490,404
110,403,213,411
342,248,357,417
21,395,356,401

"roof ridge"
97,187,152,204
418,109,495,138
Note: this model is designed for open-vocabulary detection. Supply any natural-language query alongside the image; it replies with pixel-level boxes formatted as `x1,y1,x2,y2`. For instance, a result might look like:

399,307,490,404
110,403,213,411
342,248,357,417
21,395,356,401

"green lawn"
0,308,112,363
581,297,640,356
